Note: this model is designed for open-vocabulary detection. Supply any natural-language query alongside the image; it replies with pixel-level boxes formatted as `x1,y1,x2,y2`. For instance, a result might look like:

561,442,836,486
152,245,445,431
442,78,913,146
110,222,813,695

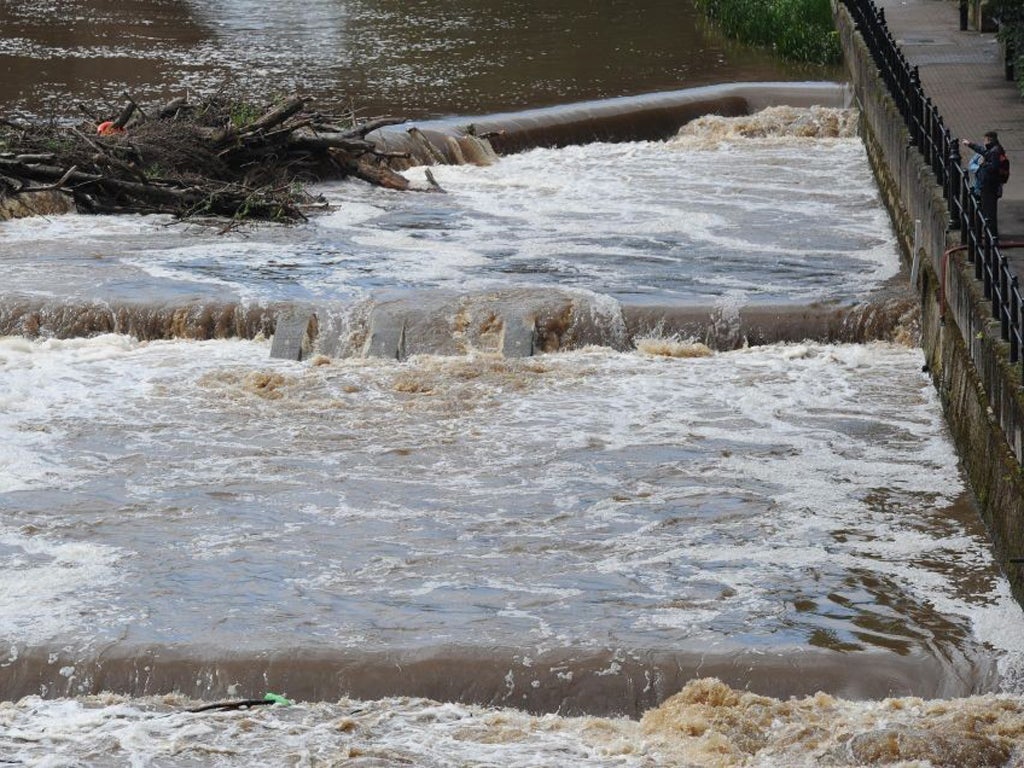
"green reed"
695,0,842,65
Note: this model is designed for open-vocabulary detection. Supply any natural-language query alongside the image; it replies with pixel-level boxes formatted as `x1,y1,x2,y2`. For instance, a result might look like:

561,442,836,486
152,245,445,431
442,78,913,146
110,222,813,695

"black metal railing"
845,0,1024,376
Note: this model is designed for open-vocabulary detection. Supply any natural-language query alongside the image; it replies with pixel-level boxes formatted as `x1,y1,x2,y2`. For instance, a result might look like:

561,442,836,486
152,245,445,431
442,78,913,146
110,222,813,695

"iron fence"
844,0,1024,376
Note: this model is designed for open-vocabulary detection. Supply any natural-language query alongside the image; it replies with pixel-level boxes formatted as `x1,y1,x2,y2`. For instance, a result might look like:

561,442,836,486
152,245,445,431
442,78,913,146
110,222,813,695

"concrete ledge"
369,81,854,164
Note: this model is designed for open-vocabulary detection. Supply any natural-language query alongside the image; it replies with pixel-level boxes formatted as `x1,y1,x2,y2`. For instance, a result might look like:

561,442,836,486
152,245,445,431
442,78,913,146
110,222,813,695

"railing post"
910,67,922,146
1013,276,1022,365
974,214,983,277
987,239,995,305
978,222,987,282
922,98,931,164
948,139,962,230
1000,255,1011,340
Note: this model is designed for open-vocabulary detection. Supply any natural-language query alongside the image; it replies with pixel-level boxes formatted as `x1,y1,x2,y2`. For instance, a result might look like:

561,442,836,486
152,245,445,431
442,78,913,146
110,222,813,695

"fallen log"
0,158,103,185
238,95,306,135
112,99,137,130
287,133,377,153
334,151,411,191
344,116,409,138
6,153,57,163
157,96,189,119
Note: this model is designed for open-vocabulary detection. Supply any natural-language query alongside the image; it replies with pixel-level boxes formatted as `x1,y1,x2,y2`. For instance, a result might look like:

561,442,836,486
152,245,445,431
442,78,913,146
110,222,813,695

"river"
2,1,1024,766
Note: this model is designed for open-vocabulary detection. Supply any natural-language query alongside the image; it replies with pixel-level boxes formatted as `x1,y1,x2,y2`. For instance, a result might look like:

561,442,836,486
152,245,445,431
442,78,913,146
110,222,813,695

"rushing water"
3,1,1024,766
3,109,1024,765
0,109,884,307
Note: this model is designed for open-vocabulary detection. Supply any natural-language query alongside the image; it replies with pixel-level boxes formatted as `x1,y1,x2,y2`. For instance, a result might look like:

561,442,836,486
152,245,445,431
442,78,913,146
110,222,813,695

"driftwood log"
0,95,412,223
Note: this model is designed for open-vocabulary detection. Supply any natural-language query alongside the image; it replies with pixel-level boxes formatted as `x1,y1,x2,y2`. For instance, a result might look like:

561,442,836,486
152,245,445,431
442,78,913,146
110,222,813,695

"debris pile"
0,95,411,223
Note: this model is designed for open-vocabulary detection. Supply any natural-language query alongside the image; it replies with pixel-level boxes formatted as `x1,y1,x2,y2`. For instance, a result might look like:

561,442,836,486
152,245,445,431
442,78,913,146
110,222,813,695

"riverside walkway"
876,0,1024,250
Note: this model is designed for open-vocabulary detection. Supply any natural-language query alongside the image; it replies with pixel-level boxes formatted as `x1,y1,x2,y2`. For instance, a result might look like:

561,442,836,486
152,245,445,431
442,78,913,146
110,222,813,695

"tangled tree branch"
0,95,411,223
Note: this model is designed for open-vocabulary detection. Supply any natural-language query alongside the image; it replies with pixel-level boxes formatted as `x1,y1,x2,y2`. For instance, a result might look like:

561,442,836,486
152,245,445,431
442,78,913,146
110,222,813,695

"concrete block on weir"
362,309,407,360
501,312,536,358
269,310,319,361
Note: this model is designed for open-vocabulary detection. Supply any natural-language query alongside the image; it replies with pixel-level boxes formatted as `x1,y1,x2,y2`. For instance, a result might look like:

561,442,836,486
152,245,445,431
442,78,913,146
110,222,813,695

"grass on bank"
695,0,842,65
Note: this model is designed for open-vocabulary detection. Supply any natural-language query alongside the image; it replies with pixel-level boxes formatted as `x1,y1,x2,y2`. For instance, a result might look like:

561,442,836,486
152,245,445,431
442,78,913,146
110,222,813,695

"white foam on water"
364,121,899,302
0,210,164,243
0,529,124,647
0,212,235,301
1,335,1021,688
0,334,283,493
0,335,135,491
2,683,1023,767
0,109,899,305
116,240,295,301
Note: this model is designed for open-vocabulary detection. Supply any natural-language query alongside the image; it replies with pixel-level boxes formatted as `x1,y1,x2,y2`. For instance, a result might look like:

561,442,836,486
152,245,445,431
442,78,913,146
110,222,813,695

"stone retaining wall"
835,2,1024,604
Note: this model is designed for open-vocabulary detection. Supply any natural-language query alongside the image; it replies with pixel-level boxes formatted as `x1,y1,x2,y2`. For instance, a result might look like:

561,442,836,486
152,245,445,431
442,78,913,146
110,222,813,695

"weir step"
360,302,538,359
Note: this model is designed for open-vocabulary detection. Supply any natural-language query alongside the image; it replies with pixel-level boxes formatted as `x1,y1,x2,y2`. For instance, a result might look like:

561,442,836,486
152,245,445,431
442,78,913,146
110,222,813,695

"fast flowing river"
2,1,1024,766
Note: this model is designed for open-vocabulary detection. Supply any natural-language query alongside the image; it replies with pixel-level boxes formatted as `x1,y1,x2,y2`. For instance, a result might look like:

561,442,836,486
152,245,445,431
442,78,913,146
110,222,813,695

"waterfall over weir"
259,81,889,361
6,81,1024,737
6,0,1024,751
1,81,896,364
0,290,918,362
271,290,919,362
367,81,854,166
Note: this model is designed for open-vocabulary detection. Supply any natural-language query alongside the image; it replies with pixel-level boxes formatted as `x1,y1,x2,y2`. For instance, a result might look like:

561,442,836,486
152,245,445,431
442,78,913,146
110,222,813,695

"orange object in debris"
96,121,125,136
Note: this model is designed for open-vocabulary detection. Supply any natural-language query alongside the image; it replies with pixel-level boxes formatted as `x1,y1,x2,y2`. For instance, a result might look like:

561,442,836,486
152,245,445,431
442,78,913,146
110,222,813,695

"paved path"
876,0,1024,253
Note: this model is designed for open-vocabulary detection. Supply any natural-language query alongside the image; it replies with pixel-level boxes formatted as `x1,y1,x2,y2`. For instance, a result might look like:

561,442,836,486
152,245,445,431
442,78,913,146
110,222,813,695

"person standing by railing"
962,131,1007,238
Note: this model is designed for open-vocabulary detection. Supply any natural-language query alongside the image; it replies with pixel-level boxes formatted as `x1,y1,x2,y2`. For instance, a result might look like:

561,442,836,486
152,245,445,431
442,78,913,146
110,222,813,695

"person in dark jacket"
962,131,1005,238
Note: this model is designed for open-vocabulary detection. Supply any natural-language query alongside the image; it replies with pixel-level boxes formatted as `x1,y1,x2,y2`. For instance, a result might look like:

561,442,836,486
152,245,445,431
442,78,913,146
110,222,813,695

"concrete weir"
264,290,917,362
350,289,621,359
0,291,914,354
366,81,854,165
268,81,880,362
358,301,536,360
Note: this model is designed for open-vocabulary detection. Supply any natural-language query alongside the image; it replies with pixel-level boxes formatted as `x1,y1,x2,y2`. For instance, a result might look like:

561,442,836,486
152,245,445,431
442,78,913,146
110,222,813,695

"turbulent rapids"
0,92,914,360
4,85,1024,768
4,678,1024,767
0,289,918,361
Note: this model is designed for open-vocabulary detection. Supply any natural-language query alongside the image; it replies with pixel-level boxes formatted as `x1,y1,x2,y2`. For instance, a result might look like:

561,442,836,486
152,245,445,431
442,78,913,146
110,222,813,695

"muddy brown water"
0,0,838,119
3,11,1024,767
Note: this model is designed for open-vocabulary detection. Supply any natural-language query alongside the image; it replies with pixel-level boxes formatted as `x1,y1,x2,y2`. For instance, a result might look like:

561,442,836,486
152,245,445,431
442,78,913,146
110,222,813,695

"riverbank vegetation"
0,95,409,224
695,0,842,65
989,0,1024,97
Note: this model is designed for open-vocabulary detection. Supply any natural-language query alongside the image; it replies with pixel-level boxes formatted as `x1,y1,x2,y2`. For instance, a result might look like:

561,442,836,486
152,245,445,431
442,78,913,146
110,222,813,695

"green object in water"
263,692,293,706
